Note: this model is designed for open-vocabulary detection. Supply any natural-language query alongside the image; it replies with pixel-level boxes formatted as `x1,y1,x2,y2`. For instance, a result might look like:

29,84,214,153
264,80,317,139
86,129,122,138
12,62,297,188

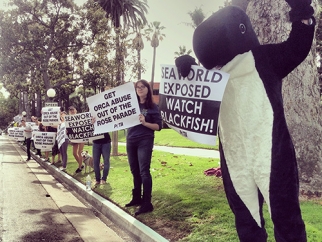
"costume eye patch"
239,23,246,34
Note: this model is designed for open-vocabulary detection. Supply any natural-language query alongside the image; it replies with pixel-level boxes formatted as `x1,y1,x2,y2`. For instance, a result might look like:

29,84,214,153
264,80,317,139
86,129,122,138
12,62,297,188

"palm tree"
146,21,165,91
132,27,145,80
95,0,149,156
174,45,192,59
186,7,206,29
95,0,148,86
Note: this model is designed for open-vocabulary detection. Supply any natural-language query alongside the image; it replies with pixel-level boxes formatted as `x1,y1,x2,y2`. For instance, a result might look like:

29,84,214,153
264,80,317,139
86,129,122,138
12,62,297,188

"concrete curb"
20,145,169,242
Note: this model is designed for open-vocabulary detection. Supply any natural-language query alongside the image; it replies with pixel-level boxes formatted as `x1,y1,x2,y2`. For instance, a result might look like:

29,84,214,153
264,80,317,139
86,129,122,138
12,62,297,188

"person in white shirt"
21,120,33,161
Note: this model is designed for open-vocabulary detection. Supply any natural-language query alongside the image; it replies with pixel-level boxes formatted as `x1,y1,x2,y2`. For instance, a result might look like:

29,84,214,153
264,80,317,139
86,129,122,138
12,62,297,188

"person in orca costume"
175,1,315,241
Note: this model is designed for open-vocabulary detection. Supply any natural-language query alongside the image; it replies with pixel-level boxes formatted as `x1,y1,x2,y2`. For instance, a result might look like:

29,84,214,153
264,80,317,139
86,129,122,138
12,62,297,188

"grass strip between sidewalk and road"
48,129,322,241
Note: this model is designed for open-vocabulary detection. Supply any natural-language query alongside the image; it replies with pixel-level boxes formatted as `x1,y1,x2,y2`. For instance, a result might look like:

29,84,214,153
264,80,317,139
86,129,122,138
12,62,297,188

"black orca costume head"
193,6,260,69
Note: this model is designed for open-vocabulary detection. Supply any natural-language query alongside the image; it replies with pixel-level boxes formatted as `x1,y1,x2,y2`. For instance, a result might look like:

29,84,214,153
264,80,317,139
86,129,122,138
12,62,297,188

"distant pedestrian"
47,125,61,165
21,120,32,161
58,111,69,171
31,116,42,157
68,105,85,173
125,80,162,216
92,132,111,185
39,122,50,162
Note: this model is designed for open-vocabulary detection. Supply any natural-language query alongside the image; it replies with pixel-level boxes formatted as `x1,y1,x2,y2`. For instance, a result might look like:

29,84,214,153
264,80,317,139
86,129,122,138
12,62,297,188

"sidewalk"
21,140,220,242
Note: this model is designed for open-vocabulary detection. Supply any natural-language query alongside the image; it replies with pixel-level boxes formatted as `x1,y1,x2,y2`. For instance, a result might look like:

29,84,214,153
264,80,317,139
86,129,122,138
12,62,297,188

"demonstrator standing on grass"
68,105,85,173
125,79,162,216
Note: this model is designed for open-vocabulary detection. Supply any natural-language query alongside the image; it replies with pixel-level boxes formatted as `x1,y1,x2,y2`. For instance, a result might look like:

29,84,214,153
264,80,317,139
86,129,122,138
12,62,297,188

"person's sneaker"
60,167,66,171
100,180,107,185
75,168,82,173
25,158,31,162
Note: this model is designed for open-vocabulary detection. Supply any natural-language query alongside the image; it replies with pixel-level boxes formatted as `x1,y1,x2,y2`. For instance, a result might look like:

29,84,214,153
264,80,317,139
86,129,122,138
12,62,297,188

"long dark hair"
135,79,154,109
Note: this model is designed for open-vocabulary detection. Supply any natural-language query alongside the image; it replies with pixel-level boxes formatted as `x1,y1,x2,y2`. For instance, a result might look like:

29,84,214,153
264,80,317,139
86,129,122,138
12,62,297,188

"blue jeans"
126,137,154,197
59,139,69,168
92,142,111,182
26,138,31,159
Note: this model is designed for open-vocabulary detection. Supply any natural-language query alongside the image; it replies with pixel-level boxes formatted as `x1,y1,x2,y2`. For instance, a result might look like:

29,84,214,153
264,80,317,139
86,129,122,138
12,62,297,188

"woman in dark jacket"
125,79,162,216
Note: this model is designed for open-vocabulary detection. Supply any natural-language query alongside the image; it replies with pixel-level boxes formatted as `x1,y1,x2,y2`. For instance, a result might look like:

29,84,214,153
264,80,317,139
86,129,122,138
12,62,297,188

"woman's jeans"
92,142,111,182
26,138,31,159
126,137,154,197
59,139,69,168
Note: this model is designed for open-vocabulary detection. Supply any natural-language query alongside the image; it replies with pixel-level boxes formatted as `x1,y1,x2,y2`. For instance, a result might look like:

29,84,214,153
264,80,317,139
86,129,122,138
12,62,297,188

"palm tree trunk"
151,47,157,90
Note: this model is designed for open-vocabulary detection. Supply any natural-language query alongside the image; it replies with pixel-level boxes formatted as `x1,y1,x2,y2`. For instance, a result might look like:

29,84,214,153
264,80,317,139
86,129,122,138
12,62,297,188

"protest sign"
57,122,66,149
13,127,22,141
17,127,25,141
13,115,22,123
31,125,39,140
87,82,141,135
33,131,56,151
41,107,61,126
159,64,229,145
64,112,104,143
8,128,15,139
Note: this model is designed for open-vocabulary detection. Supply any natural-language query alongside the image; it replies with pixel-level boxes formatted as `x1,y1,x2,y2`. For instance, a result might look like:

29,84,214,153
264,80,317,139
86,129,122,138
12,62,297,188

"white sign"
8,128,15,139
41,107,61,126
159,64,229,145
64,112,104,143
13,127,21,141
17,127,25,141
57,123,66,149
31,125,39,140
87,82,141,135
45,102,58,107
33,131,56,151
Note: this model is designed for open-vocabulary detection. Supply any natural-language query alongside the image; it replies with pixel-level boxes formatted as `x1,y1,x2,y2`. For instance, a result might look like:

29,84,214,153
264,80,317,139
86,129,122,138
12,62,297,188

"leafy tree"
0,92,19,130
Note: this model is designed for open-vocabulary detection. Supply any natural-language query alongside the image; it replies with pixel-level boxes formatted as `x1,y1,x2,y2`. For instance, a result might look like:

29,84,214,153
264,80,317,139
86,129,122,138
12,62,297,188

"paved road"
1,136,216,242
0,136,134,242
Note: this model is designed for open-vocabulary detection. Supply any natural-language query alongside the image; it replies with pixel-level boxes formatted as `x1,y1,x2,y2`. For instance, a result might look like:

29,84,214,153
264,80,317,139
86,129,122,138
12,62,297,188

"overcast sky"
0,0,226,97
74,0,226,82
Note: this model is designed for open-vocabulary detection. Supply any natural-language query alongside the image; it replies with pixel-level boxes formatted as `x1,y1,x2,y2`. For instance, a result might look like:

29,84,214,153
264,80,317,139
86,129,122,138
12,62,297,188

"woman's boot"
125,189,142,207
135,194,153,216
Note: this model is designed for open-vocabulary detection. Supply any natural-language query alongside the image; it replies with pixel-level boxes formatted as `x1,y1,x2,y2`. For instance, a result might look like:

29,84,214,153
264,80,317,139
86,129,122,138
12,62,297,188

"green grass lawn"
57,129,321,241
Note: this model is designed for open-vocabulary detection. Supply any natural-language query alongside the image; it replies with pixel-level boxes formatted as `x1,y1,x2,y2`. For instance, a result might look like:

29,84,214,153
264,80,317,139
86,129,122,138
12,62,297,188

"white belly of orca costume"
219,51,273,227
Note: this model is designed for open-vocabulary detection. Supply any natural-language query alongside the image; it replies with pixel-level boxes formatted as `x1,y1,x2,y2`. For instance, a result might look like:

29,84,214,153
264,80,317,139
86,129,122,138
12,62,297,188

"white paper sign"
64,112,104,143
87,82,141,135
8,128,15,139
17,127,25,141
33,131,56,151
159,64,229,145
57,123,66,149
31,125,39,140
41,107,61,126
13,127,21,141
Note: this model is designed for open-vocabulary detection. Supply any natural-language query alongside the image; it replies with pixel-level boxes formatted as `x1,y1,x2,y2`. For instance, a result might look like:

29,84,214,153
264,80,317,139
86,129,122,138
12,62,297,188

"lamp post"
45,88,58,107
46,88,56,100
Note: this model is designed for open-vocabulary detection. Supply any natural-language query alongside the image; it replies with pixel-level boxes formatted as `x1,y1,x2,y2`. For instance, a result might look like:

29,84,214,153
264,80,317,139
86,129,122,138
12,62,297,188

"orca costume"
175,1,315,241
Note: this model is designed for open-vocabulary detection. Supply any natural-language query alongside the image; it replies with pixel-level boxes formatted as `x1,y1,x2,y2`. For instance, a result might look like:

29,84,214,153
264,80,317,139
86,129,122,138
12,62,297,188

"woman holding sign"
125,80,162,216
68,106,85,173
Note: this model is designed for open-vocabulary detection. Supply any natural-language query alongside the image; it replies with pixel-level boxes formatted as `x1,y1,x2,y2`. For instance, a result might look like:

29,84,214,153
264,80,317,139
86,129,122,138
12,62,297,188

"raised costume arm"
285,0,314,22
